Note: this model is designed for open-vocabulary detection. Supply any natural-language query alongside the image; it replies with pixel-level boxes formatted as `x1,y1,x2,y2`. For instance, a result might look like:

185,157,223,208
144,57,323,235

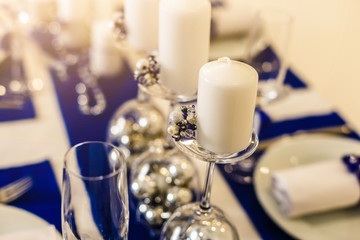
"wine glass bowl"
174,132,258,164
246,7,293,106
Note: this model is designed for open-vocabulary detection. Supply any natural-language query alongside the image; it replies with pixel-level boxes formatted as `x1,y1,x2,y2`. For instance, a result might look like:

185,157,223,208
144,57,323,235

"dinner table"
1,0,360,239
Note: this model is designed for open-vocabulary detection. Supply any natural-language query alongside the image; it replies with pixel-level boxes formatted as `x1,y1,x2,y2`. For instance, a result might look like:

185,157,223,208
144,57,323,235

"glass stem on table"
136,87,149,102
200,161,216,211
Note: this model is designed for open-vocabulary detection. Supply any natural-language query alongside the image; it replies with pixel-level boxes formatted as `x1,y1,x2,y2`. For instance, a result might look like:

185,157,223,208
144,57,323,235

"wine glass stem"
200,161,216,210
136,87,150,102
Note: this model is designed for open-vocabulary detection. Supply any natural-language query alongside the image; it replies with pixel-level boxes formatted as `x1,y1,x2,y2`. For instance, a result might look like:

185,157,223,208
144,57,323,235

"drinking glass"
246,8,293,105
62,141,129,240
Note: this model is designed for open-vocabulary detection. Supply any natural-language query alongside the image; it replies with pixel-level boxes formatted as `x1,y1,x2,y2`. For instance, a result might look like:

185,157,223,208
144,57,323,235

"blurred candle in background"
27,0,56,27
90,20,123,77
124,0,159,53
159,0,211,96
211,0,257,38
197,57,258,154
56,0,90,23
56,0,91,49
93,0,117,20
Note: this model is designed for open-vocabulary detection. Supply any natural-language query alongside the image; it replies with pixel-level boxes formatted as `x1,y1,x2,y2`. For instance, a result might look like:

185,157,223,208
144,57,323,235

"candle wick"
217,57,231,64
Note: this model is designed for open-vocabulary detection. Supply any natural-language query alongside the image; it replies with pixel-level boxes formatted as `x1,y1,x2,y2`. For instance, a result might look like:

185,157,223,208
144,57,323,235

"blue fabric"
0,56,36,122
258,112,347,141
0,160,61,232
283,69,307,89
0,98,36,122
50,61,153,239
256,69,357,141
50,62,138,146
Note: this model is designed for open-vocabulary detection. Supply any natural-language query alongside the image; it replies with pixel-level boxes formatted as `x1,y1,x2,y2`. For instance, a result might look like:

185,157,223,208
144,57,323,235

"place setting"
254,134,360,240
0,0,360,240
0,160,62,239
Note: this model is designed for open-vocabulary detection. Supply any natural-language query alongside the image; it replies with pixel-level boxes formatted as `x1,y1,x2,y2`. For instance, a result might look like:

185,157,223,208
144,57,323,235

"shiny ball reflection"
107,99,165,168
130,141,199,230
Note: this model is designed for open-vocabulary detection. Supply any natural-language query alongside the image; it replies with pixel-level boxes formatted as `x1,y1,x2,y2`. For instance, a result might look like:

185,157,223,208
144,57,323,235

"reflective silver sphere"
107,98,165,167
160,203,239,240
130,139,199,231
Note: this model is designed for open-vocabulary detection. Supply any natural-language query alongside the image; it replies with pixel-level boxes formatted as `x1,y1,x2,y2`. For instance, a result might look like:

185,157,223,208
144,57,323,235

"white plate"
254,134,360,240
0,204,61,239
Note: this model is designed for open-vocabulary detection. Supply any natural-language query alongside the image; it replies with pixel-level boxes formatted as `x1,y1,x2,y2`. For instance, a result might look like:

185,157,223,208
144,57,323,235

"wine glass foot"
257,82,290,106
160,202,239,240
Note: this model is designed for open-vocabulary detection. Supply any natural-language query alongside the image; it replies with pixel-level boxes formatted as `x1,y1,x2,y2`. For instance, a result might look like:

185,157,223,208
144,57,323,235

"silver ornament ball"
107,98,165,168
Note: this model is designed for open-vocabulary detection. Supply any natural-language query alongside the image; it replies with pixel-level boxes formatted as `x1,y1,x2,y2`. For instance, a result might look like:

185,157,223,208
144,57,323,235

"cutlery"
0,176,33,203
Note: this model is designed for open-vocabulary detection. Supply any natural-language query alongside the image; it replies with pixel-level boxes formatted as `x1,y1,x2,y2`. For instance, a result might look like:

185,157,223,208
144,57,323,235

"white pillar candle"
56,0,91,49
56,0,90,23
197,57,258,154
93,0,116,20
90,20,123,77
124,0,159,53
159,0,211,96
211,0,256,38
58,21,90,50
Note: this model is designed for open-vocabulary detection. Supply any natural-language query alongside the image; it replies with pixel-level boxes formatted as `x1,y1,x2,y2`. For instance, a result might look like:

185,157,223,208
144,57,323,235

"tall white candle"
197,57,258,154
90,20,123,77
56,0,90,23
58,21,90,50
159,0,211,96
56,0,91,49
93,0,116,20
124,0,159,53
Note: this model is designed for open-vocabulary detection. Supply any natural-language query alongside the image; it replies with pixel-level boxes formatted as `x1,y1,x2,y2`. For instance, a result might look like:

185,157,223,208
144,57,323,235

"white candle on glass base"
90,20,123,77
197,57,258,154
124,0,159,53
159,0,211,96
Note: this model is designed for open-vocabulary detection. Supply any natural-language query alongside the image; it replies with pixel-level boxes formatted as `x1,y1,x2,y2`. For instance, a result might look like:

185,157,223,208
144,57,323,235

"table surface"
1,1,360,239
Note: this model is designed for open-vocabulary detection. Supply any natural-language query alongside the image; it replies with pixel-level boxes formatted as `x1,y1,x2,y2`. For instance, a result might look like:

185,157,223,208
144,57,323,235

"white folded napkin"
0,225,59,240
261,89,333,122
271,159,360,217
